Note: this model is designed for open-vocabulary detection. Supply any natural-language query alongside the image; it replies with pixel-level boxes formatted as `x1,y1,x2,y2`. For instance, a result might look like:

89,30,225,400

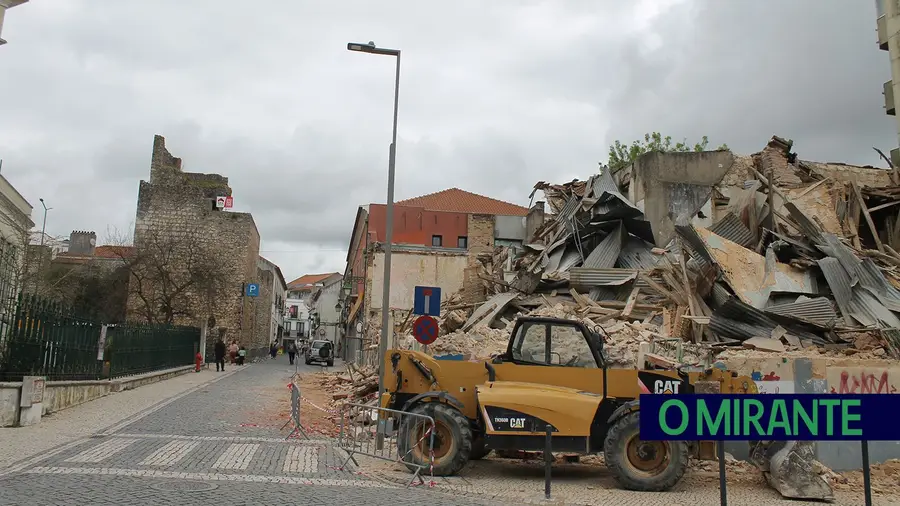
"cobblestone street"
3,357,899,505
0,357,501,506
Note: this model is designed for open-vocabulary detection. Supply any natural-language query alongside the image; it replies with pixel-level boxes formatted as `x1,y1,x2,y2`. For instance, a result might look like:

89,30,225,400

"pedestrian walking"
287,341,297,365
270,342,278,359
237,345,247,365
214,338,226,372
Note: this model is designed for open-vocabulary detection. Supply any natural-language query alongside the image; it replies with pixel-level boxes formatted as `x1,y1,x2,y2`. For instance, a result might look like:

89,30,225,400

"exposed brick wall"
127,135,264,354
459,214,495,303
466,214,495,263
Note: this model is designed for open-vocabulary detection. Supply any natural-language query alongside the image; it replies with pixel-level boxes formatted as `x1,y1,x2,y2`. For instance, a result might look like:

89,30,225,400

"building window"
298,322,305,335
432,235,442,247
285,321,292,331
457,236,468,249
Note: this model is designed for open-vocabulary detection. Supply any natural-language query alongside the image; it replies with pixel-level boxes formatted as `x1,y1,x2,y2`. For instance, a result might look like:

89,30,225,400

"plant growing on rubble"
606,132,729,170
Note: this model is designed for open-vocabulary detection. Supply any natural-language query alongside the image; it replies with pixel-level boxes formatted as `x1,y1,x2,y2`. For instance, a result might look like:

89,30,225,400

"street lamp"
34,198,51,293
347,40,401,408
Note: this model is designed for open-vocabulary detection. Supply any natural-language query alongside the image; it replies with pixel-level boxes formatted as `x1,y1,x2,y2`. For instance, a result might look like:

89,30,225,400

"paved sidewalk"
0,366,239,474
0,356,504,506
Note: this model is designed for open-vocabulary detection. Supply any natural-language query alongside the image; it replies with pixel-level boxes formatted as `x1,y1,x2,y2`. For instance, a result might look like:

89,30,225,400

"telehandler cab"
380,316,830,498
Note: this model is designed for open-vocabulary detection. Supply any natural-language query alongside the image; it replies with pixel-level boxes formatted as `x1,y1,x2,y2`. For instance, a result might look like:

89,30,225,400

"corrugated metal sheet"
569,268,638,290
589,168,642,219
821,234,860,284
764,297,838,327
583,221,625,269
848,290,900,328
818,256,900,328
855,257,900,312
546,246,564,272
589,286,618,301
616,236,660,270
710,282,733,309
708,212,754,247
557,246,583,273
556,194,580,226
817,257,856,326
710,297,825,344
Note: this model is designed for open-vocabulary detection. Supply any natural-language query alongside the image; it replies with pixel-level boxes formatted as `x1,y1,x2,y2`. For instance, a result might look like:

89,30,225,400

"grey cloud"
0,0,895,282
604,0,895,164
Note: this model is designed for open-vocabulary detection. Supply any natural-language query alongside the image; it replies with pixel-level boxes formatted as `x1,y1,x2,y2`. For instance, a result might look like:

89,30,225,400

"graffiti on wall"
827,368,898,394
754,381,795,394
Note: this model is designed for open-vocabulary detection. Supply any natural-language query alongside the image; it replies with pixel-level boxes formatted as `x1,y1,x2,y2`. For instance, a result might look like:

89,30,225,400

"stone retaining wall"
0,365,194,427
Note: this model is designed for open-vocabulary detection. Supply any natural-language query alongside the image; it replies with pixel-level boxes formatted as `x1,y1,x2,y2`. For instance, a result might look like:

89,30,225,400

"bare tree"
113,225,230,325
0,204,39,299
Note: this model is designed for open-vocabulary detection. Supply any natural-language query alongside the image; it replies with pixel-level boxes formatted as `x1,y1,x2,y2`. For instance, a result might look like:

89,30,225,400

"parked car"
305,339,334,367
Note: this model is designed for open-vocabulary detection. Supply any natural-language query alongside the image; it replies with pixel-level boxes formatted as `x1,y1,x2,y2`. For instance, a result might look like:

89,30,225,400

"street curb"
0,366,245,477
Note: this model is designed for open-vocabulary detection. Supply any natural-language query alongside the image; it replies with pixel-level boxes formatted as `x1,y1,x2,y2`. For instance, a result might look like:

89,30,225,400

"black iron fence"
0,294,201,382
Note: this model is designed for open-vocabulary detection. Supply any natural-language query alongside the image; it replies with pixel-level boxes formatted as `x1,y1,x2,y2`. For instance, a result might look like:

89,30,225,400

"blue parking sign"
245,283,260,297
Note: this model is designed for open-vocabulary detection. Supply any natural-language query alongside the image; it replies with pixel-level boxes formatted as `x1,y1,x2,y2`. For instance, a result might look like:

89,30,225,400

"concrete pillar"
199,319,208,362
525,201,545,243
18,376,45,427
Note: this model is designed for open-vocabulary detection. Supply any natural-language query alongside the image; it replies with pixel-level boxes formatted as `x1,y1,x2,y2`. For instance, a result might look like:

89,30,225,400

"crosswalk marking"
283,446,318,473
139,440,200,466
211,443,259,470
64,438,139,463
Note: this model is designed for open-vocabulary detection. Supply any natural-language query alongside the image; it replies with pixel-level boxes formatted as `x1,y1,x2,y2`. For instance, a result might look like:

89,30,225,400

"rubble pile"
829,459,900,495
317,363,379,405
397,135,900,366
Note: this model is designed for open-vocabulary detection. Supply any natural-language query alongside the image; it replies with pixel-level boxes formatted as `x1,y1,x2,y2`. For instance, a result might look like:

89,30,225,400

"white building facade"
283,297,311,347
309,274,344,346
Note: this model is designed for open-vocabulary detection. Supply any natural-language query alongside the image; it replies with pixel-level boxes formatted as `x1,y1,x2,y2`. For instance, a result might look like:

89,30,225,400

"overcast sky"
0,0,894,282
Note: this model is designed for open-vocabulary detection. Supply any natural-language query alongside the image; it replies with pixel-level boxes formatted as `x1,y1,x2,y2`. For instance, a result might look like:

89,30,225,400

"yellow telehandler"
379,316,832,499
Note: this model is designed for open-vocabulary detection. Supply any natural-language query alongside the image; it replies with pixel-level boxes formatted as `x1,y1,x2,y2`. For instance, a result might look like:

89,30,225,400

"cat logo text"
654,380,680,395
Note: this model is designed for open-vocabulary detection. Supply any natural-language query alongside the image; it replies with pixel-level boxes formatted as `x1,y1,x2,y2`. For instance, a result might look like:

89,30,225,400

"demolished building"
398,136,900,369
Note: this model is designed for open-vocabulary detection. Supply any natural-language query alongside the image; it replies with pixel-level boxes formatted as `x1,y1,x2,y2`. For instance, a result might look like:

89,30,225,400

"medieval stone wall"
127,135,264,355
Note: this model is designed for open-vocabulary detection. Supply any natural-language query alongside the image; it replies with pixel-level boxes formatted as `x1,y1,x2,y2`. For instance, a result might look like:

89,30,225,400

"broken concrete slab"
695,226,815,309
627,150,736,246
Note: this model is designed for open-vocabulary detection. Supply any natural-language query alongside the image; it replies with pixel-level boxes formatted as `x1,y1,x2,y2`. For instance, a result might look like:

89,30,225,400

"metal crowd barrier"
281,381,310,440
337,401,436,487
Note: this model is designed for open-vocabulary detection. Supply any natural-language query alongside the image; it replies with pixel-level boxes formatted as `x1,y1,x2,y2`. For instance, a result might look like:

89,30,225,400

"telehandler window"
511,320,598,368
512,322,547,364
550,325,597,368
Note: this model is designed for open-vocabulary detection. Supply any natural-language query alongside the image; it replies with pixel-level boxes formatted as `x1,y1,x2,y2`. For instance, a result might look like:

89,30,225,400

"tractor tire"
398,402,472,476
469,436,491,460
603,410,688,492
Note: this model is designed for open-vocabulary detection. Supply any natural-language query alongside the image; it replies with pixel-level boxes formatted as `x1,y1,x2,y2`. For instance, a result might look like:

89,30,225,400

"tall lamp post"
35,198,50,293
347,41,401,408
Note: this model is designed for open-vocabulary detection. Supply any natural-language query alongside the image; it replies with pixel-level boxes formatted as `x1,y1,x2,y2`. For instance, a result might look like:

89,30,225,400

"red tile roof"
287,272,340,288
395,188,528,216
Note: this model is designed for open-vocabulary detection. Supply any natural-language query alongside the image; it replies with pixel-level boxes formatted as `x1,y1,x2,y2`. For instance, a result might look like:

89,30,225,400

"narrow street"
0,357,501,506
